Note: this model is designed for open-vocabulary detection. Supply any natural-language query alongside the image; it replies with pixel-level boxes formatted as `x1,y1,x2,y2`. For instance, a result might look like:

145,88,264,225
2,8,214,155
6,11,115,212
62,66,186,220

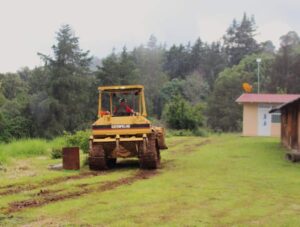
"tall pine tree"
223,13,260,66
34,24,93,137
97,47,139,85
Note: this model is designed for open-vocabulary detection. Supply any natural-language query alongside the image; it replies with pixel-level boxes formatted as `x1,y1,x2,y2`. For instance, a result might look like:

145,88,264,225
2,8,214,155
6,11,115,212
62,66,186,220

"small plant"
162,95,204,131
0,162,6,172
83,156,89,166
64,130,91,153
192,127,209,137
167,129,194,137
51,148,62,159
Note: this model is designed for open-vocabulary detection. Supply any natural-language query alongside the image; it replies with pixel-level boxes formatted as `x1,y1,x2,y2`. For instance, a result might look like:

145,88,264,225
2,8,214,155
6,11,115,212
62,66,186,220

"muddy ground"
0,165,157,215
0,137,211,226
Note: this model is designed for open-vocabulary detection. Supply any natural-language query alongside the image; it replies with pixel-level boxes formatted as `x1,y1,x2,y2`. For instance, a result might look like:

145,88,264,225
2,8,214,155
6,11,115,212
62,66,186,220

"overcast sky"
0,0,299,73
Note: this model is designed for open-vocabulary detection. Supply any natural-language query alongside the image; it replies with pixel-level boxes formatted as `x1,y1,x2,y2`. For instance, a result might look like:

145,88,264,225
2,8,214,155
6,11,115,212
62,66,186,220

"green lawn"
1,134,300,226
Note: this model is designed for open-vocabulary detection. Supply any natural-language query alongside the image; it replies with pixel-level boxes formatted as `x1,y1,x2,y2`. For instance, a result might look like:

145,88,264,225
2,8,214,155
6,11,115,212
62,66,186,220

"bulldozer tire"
88,144,108,170
140,134,159,169
107,158,117,168
157,148,161,165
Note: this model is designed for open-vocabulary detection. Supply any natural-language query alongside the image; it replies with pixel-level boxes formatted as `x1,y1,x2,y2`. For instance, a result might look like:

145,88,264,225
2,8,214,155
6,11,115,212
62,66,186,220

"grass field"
0,137,65,165
1,134,300,226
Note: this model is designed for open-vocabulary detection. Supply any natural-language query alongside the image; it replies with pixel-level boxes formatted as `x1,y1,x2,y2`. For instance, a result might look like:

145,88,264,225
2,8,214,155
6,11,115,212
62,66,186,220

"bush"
162,95,204,130
192,127,209,137
51,148,62,159
0,101,31,142
50,136,67,149
64,130,91,153
49,136,67,159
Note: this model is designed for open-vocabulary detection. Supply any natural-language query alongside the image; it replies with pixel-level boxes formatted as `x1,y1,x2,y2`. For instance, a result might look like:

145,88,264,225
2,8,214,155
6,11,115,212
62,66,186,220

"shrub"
162,95,204,130
64,130,91,153
49,136,67,159
50,136,67,149
192,127,209,137
51,148,62,159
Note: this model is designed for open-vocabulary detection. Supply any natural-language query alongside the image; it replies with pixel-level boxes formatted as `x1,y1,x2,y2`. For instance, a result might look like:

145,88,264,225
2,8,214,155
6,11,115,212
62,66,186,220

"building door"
258,106,271,136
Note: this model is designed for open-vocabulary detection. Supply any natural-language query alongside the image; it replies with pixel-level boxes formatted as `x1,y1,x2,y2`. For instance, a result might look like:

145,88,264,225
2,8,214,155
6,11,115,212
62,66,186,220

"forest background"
1,13,300,141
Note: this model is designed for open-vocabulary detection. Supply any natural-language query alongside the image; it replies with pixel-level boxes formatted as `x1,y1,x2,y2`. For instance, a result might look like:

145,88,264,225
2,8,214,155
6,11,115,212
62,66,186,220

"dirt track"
1,170,157,214
0,171,105,196
0,138,209,217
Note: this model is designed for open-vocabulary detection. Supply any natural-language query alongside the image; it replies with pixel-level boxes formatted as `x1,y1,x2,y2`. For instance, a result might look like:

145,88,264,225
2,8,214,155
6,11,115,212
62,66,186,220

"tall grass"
0,137,66,164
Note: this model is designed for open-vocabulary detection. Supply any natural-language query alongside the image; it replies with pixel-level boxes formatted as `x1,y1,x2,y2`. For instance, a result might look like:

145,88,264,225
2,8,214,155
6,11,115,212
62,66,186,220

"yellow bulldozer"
88,85,167,170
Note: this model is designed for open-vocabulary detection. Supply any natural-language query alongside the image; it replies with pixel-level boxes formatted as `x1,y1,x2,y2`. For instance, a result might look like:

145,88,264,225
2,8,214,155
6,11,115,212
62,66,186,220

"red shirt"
114,102,133,114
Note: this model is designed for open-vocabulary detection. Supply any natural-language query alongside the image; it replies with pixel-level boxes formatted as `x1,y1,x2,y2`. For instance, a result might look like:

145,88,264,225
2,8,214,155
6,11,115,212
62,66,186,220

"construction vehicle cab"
89,85,167,170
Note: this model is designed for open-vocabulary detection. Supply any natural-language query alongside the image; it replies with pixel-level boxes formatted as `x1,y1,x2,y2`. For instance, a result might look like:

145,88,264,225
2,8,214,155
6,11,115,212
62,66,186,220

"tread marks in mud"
0,172,105,196
3,170,157,214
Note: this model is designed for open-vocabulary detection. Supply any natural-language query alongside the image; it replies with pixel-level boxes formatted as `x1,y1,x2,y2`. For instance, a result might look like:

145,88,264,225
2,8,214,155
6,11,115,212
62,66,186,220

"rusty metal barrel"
63,147,80,170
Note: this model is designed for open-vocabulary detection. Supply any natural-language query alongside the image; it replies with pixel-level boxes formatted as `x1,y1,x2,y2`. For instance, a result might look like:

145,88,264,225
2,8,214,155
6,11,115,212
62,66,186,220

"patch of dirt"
21,218,61,227
159,159,176,169
36,188,65,196
181,139,211,152
0,184,37,196
3,160,40,179
6,190,86,214
167,139,188,147
3,170,157,214
48,163,63,170
0,164,7,172
76,183,90,188
18,166,29,171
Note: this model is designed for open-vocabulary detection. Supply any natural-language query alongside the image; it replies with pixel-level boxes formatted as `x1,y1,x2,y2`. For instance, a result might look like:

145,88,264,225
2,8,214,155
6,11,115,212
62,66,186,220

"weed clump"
167,128,209,137
64,130,90,153
0,162,6,172
51,148,62,159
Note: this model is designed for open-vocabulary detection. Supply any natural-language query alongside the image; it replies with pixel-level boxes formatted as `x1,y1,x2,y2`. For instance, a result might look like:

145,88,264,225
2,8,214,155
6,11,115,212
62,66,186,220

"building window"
272,113,281,123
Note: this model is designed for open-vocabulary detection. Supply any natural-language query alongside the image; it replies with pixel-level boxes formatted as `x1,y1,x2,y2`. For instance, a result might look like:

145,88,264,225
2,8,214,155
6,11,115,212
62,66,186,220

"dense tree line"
1,14,300,141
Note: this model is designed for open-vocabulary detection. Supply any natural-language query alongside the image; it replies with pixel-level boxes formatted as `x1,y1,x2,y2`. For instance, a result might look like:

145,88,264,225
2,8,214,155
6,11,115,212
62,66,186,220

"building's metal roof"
236,93,300,104
269,97,300,113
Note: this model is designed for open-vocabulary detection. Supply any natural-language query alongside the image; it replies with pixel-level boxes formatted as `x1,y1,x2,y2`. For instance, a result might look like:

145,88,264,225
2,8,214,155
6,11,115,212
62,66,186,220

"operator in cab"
114,98,134,116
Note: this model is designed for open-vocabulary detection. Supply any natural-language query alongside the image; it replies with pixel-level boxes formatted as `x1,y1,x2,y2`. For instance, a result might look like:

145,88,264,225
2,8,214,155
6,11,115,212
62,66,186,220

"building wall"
280,102,300,150
298,107,300,151
243,103,258,136
271,123,281,137
281,110,288,147
242,103,281,137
